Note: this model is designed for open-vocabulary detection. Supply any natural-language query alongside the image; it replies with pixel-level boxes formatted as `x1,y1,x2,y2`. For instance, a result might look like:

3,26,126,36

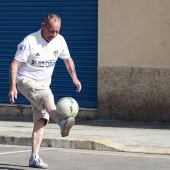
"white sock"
31,152,39,160
57,117,63,129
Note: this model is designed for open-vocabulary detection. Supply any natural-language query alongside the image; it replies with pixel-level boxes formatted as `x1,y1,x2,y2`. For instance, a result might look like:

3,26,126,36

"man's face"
41,18,61,42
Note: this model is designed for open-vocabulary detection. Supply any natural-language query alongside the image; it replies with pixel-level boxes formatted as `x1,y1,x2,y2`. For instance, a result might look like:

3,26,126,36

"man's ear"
41,23,45,28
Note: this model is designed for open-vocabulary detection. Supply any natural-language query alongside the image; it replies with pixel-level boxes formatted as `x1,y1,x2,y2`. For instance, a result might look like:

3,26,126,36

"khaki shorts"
17,77,52,124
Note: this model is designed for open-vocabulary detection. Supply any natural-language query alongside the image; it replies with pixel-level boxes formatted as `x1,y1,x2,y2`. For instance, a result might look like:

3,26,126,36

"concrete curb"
0,136,121,152
1,136,170,155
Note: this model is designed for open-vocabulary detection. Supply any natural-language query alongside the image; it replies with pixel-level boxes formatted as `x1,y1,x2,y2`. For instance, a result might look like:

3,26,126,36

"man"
8,14,82,169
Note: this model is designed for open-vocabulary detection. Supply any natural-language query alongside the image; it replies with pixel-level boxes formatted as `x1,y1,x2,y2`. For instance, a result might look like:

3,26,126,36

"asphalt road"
0,144,170,170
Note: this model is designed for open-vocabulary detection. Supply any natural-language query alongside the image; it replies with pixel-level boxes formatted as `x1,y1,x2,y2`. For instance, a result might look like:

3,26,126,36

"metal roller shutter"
0,0,98,108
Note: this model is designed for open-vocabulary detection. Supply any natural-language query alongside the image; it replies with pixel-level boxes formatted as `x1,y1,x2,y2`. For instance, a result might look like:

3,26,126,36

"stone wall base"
98,66,170,122
0,104,97,120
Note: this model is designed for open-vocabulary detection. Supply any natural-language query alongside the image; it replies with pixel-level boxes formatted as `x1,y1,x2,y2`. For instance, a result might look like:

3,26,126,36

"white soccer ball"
56,97,79,119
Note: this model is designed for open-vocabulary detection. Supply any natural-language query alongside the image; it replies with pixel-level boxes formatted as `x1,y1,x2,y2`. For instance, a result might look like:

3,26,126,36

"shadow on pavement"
75,119,170,130
0,163,28,170
1,116,170,130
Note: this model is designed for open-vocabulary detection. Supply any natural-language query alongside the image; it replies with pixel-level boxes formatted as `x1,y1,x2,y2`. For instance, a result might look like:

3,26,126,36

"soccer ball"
56,97,79,119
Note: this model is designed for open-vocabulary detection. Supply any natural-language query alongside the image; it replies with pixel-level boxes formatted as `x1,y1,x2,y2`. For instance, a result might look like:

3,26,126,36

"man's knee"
34,118,48,127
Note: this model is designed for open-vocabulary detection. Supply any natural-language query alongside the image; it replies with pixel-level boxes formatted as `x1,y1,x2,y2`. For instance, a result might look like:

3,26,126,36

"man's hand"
73,79,82,92
8,87,18,104
8,59,21,104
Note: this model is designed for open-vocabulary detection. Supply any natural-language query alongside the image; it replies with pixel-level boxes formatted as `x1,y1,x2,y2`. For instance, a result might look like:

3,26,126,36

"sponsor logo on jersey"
53,50,58,57
31,60,56,67
31,60,37,66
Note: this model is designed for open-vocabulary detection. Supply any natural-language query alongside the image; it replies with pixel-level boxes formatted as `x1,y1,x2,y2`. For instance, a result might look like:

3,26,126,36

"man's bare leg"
29,118,48,168
32,118,46,154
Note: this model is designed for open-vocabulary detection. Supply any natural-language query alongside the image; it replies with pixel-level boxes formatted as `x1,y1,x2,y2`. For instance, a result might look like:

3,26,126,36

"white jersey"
14,29,70,86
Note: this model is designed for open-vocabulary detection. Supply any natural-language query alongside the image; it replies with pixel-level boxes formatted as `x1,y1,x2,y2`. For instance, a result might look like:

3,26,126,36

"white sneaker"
61,117,75,137
29,157,48,169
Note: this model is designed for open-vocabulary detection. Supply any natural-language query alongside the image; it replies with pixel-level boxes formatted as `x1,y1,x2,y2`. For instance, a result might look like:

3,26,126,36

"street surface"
0,144,170,170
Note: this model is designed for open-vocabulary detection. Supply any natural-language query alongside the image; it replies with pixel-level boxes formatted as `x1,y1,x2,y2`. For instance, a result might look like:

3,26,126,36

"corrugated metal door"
0,0,98,108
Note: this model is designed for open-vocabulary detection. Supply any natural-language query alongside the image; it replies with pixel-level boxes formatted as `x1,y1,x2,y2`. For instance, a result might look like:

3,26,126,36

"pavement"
0,116,170,155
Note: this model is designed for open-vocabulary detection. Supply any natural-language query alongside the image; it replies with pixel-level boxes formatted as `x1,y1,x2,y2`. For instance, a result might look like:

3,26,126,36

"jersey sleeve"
14,37,31,62
59,38,71,59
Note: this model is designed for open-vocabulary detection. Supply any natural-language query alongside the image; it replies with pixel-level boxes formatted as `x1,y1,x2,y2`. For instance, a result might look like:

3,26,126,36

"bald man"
9,14,82,169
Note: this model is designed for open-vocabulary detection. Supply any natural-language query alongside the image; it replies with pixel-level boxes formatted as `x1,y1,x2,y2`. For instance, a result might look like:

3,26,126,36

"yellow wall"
98,0,170,68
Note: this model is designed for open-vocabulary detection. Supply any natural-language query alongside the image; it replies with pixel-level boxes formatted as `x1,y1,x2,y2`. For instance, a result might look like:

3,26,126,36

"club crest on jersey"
53,50,58,57
18,44,25,52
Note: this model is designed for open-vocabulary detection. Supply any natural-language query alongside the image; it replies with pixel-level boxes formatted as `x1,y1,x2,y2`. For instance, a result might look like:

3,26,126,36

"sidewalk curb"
1,136,170,155
0,136,120,152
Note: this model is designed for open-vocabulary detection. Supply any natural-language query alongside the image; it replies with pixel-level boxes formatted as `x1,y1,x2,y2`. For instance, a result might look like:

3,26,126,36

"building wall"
0,0,98,107
98,0,170,122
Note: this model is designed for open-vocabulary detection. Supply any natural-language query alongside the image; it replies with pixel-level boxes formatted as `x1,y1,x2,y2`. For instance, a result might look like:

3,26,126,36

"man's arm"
64,57,82,92
8,59,22,104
